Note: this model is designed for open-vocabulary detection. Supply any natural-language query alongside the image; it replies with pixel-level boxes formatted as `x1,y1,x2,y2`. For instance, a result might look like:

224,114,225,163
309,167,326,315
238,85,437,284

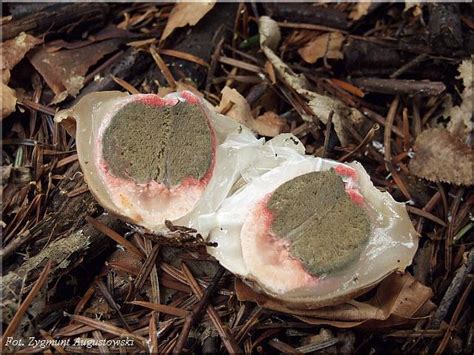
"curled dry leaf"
0,32,42,74
298,32,344,64
0,32,41,119
161,1,216,41
28,39,121,102
236,272,434,329
446,58,473,140
218,86,253,124
409,128,474,186
259,16,364,145
348,2,372,21
302,88,365,146
254,111,289,138
1,84,17,119
218,86,287,137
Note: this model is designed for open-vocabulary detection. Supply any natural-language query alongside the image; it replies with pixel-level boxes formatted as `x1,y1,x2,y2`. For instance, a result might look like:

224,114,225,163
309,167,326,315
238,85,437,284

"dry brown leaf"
236,272,434,329
298,32,344,64
446,58,473,140
303,88,365,146
218,87,287,137
1,83,17,119
218,86,253,125
2,69,10,85
28,39,121,101
409,128,474,186
253,111,289,137
0,32,42,72
348,2,372,21
259,16,364,145
161,1,216,41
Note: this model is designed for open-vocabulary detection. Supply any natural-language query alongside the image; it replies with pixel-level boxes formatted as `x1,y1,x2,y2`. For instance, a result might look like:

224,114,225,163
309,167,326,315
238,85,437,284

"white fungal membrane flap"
208,143,418,305
55,91,259,232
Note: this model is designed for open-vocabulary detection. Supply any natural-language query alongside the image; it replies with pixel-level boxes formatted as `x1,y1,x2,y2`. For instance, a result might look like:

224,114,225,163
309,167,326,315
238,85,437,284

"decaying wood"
1,213,118,333
1,3,109,41
352,78,446,97
263,3,349,30
428,3,463,54
2,162,97,260
430,249,474,329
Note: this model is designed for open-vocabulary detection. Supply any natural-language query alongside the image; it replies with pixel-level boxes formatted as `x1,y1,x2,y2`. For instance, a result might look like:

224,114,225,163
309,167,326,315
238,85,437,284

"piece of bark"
262,3,349,30
76,47,152,100
351,78,446,97
2,3,109,41
1,213,118,337
430,249,474,328
428,3,463,54
344,40,403,75
160,3,238,89
28,38,123,99
2,162,97,260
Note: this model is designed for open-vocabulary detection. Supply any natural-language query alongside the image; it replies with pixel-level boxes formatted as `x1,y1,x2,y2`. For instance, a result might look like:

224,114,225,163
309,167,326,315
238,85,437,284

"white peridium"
207,139,418,305
55,91,261,232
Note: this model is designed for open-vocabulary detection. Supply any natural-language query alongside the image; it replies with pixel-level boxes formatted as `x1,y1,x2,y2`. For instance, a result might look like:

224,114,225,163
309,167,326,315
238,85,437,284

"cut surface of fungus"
55,91,257,232
208,145,418,306
102,100,213,185
266,170,370,275
56,90,419,309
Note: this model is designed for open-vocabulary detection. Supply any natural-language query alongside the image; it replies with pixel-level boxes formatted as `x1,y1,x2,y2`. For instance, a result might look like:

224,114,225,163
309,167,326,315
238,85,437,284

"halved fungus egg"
208,147,418,307
55,91,257,231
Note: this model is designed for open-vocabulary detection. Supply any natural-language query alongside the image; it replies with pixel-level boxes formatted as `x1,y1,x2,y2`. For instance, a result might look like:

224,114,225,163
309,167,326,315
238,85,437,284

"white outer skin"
208,143,418,304
55,91,260,232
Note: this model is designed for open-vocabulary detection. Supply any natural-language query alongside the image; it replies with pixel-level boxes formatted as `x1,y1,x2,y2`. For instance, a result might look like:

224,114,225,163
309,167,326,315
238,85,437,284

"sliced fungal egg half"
55,91,258,232
208,147,418,307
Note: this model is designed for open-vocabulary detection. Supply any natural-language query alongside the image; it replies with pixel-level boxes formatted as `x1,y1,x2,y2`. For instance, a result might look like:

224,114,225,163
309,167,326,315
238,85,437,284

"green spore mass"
267,170,370,275
101,101,213,186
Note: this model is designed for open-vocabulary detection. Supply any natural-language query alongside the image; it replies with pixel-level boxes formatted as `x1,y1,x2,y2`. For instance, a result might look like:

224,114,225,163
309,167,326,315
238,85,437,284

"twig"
352,78,446,96
446,188,465,271
150,44,176,89
218,56,263,73
111,74,140,94
383,95,412,200
149,312,159,354
158,48,209,68
95,279,131,332
179,263,240,354
436,279,473,353
390,53,428,78
173,267,225,353
205,37,225,93
1,261,52,350
339,123,379,162
406,206,447,227
70,314,147,349
430,249,474,329
276,21,349,34
129,300,188,317
322,110,334,158
86,216,145,260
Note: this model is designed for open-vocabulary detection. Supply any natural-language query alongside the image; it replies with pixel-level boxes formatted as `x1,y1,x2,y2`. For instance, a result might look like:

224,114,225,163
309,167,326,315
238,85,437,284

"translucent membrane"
57,92,418,307
55,91,259,232
207,143,418,306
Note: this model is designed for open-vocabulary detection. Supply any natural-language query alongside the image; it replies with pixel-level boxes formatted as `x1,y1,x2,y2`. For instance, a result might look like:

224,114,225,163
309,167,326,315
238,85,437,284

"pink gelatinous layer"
96,92,217,225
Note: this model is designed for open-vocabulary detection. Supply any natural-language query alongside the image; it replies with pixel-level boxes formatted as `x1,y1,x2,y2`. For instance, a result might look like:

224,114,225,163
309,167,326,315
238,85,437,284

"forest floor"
1,2,473,354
